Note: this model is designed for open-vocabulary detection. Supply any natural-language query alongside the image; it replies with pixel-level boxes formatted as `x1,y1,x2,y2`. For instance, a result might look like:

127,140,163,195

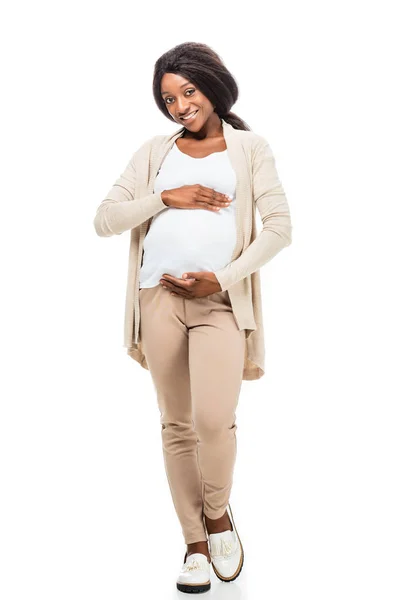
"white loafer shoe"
176,551,211,594
208,503,244,582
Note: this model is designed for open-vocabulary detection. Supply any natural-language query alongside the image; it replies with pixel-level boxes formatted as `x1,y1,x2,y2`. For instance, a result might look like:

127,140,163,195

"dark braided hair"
153,42,251,131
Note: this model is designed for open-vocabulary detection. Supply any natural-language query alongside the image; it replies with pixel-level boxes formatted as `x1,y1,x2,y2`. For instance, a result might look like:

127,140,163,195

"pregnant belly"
144,209,235,256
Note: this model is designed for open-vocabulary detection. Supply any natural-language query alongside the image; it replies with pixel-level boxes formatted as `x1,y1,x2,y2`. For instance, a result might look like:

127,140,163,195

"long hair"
153,42,251,131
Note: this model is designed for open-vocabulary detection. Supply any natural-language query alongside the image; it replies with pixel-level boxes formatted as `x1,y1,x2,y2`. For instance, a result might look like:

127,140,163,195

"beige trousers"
139,283,246,544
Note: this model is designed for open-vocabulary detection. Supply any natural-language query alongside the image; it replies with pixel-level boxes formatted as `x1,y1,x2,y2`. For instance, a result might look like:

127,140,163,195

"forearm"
93,189,168,237
214,134,292,291
93,138,170,237
214,214,292,291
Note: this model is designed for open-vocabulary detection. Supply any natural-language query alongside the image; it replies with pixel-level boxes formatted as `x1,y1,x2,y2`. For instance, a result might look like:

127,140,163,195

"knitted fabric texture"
93,119,292,380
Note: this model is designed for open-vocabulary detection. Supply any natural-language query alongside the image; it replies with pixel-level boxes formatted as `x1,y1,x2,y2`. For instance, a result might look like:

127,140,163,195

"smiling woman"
93,41,292,594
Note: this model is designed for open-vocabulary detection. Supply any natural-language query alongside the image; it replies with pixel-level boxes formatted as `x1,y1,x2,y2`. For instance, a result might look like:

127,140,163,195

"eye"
165,88,195,105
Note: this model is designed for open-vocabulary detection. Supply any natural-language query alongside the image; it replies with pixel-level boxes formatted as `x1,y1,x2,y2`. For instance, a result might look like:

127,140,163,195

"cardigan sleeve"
93,139,168,237
213,136,292,292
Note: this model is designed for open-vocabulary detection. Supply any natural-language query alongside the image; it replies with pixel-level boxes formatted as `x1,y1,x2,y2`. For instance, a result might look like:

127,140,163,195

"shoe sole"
209,502,245,583
176,581,211,593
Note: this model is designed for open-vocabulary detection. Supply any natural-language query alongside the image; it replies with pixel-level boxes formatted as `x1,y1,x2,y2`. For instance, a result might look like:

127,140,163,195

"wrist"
212,273,223,292
161,190,170,206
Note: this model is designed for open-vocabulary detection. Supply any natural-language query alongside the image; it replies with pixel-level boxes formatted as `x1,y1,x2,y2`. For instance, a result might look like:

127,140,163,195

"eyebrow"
161,83,192,97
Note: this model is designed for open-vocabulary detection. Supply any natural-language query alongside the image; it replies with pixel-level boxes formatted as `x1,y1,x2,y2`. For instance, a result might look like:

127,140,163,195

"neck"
182,113,223,140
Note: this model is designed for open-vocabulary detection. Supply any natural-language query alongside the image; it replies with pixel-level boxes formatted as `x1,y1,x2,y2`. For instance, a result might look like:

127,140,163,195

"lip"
180,110,199,123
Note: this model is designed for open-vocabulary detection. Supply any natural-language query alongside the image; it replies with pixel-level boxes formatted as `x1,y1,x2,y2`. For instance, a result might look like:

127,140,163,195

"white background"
1,1,399,598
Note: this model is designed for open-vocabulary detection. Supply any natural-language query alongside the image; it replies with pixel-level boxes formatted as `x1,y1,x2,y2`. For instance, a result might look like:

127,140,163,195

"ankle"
186,541,211,563
204,510,233,534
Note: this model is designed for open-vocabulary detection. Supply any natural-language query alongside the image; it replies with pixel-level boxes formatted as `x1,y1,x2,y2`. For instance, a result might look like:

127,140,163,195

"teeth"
182,110,198,120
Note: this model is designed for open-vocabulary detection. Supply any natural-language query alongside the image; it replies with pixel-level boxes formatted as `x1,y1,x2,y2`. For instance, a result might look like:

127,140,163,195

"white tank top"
139,141,237,288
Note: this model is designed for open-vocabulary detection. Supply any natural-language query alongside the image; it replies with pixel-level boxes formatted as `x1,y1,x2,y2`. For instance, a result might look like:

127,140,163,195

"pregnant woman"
93,42,292,594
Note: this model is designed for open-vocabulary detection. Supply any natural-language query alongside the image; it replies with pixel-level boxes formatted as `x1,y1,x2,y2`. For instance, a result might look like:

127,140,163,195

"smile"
181,110,199,123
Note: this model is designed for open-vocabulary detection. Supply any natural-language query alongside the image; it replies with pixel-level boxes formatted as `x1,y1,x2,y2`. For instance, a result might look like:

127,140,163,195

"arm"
93,141,168,237
213,135,292,291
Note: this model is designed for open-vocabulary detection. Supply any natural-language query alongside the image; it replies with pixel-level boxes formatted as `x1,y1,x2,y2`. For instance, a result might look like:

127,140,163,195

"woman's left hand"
159,271,222,298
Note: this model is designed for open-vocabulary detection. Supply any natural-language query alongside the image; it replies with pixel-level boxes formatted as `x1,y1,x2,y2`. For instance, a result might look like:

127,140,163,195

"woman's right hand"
161,185,232,212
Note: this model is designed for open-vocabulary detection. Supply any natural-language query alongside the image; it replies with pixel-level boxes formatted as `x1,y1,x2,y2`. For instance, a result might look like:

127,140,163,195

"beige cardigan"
93,118,292,380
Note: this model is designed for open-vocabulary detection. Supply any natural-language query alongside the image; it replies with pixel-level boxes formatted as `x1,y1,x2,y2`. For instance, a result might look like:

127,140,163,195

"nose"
176,99,191,116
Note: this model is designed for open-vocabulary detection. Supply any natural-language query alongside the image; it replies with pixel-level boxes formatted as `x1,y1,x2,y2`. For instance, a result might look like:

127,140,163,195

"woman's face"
160,73,215,131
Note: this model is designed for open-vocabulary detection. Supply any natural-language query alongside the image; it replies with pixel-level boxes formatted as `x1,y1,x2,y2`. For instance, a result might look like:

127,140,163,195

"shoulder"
246,131,269,148
132,134,165,160
231,128,269,151
136,134,165,151
245,132,273,163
